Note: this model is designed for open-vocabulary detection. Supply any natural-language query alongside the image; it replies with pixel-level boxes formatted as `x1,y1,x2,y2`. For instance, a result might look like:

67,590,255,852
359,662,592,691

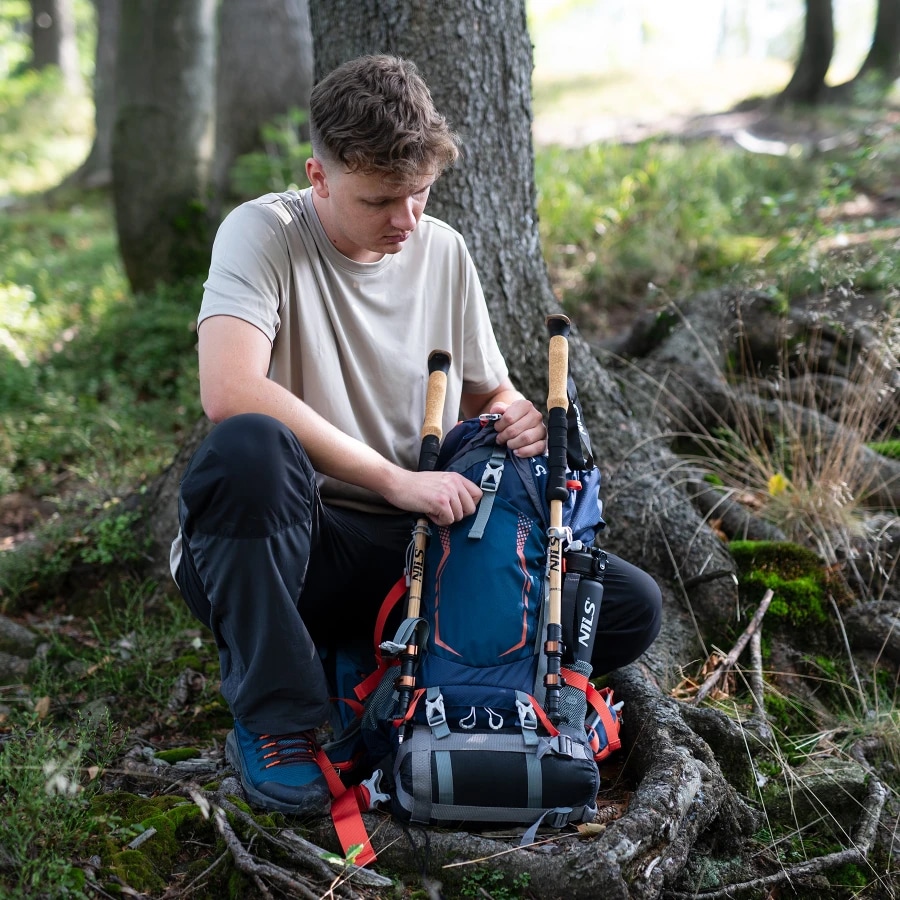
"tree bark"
212,0,314,218
111,0,217,294
29,0,81,90
845,0,900,88
778,0,834,105
63,0,120,190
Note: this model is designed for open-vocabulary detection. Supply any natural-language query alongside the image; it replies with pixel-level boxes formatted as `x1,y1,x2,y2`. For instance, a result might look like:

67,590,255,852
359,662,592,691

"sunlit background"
528,0,878,143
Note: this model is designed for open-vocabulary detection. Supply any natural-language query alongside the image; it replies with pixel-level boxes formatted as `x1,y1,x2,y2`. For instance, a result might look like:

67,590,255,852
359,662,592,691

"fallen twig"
747,629,773,746
212,805,321,900
693,589,774,705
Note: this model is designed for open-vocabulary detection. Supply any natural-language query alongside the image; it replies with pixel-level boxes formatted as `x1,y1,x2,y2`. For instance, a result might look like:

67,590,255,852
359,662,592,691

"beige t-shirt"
198,187,509,512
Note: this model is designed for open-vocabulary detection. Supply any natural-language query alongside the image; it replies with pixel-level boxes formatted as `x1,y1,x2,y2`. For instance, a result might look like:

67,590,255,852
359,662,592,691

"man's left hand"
490,399,547,457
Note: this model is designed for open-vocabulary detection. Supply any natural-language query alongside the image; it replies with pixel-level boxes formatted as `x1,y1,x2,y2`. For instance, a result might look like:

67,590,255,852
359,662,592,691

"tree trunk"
846,0,900,88
63,0,120,189
29,0,80,90
211,0,314,219
111,0,217,294
778,0,834,105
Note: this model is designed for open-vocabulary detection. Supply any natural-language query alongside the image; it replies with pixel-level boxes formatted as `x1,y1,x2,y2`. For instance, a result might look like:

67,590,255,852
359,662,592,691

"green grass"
535,123,900,327
0,194,202,500
0,585,225,898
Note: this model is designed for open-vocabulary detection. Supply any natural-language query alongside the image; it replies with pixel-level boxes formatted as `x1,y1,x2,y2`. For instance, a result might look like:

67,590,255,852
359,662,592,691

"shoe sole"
225,730,331,817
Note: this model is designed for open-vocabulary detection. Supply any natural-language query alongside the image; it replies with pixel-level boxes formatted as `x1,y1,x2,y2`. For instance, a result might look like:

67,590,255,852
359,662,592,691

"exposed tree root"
191,781,393,899
301,664,758,899
666,777,887,899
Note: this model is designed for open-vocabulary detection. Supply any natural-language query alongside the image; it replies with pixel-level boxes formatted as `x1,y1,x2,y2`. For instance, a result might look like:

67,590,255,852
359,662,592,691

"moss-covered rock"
92,792,218,894
729,540,831,629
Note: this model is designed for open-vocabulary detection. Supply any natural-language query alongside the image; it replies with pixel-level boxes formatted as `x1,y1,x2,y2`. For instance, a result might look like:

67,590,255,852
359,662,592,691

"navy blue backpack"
319,399,623,862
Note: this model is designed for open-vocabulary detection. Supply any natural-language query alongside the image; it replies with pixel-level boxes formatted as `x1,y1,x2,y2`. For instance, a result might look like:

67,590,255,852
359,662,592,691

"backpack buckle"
359,769,390,810
480,458,504,493
425,687,450,738
516,694,538,731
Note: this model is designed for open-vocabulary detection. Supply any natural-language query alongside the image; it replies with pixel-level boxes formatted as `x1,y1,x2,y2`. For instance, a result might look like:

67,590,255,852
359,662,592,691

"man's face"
307,159,435,263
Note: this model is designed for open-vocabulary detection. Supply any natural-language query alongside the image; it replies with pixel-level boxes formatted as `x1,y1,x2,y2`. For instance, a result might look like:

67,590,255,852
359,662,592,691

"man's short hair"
309,55,460,180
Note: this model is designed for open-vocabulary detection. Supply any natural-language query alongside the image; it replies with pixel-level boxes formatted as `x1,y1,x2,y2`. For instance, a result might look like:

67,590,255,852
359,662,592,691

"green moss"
154,747,201,764
761,693,813,743
868,439,900,460
830,862,870,888
729,540,823,580
107,848,166,893
729,540,829,628
92,793,219,895
92,791,185,824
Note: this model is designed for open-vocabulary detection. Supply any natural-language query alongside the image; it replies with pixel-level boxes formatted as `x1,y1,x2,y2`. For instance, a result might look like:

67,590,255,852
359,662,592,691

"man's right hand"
384,469,482,526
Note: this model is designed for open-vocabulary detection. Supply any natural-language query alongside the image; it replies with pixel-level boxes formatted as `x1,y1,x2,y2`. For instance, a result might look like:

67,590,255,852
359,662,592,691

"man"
172,55,660,818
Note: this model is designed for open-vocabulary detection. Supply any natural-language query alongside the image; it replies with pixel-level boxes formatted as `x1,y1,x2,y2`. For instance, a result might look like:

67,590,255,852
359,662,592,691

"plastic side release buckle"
425,687,450,738
480,458,504,493
516,693,538,731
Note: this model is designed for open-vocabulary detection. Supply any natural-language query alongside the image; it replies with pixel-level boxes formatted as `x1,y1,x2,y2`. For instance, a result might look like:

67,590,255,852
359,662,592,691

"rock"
0,615,38,657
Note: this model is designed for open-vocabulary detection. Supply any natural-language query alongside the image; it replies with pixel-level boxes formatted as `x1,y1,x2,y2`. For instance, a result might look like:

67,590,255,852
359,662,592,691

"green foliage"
0,194,201,501
535,114,900,327
229,107,312,198
461,867,532,899
0,710,117,898
868,439,900,459
80,509,148,566
0,64,92,196
0,586,226,895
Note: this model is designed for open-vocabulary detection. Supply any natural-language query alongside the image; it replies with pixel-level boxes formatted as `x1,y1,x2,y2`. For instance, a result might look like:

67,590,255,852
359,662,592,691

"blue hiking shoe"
225,720,331,817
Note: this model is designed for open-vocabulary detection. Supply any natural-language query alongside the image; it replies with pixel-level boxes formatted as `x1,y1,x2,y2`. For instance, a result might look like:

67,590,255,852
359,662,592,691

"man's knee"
590,558,663,673
181,414,316,537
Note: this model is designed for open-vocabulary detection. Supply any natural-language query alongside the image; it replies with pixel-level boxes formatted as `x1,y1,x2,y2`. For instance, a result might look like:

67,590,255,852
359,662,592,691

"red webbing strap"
354,575,407,703
315,747,347,798
331,695,365,719
374,576,408,663
315,747,377,867
585,685,621,758
558,668,621,759
331,790,377,866
560,666,589,693
528,694,560,738
354,661,392,703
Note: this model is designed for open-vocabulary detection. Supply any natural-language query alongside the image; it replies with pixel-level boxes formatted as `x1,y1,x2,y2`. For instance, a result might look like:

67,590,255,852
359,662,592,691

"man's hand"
490,398,547,457
384,469,483,526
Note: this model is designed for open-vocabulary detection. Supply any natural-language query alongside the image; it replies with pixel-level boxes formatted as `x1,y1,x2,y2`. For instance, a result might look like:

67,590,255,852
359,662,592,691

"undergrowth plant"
535,111,900,333
0,589,221,897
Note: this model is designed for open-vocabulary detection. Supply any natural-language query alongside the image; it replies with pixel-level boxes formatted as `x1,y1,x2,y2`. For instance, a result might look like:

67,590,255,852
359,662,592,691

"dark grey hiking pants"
174,413,662,735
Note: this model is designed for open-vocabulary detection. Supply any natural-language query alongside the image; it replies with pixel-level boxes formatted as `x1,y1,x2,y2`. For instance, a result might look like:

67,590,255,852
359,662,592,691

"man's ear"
306,158,329,197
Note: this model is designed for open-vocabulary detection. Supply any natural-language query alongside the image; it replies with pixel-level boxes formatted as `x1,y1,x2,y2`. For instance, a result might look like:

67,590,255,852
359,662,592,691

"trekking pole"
544,314,571,724
395,349,452,731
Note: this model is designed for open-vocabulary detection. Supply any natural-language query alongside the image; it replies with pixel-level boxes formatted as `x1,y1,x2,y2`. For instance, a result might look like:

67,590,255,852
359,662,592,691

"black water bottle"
563,543,607,664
